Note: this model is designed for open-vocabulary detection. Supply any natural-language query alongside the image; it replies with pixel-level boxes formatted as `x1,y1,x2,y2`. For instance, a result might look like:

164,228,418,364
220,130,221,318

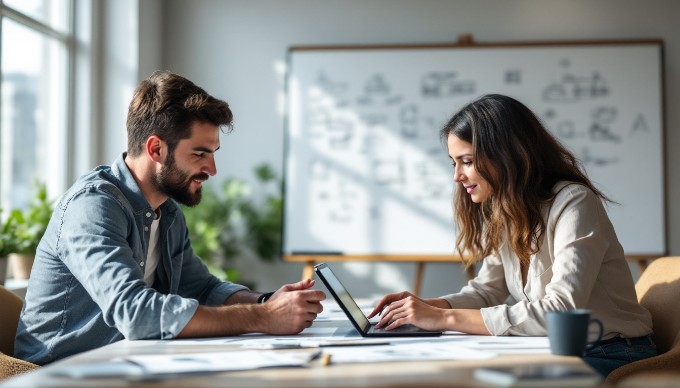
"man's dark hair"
126,70,233,157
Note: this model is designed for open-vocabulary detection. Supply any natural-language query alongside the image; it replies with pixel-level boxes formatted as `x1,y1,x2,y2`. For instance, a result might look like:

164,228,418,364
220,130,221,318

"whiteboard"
283,41,665,257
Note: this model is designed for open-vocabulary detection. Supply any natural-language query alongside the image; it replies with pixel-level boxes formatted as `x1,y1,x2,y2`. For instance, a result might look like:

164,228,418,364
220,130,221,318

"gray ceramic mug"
546,309,604,356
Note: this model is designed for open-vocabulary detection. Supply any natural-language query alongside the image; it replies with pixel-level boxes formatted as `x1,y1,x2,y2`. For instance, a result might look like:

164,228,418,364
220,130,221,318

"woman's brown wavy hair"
440,94,613,269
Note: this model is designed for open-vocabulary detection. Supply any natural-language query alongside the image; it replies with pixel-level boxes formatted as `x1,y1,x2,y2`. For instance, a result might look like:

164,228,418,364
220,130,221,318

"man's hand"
260,279,326,335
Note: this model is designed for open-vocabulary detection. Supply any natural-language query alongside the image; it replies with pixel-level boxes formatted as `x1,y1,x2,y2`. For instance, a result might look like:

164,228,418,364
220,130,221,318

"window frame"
0,0,76,209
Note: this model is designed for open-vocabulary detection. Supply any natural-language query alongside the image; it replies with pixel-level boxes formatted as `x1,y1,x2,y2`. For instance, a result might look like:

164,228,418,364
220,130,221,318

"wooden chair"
0,285,38,381
606,256,680,385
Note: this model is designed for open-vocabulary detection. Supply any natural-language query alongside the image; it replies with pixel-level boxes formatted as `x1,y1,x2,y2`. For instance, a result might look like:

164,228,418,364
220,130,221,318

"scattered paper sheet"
120,349,320,374
49,360,146,379
325,342,496,363
49,350,320,378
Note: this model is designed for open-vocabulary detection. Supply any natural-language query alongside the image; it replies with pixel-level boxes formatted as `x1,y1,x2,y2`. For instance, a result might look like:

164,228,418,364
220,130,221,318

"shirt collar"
110,152,178,217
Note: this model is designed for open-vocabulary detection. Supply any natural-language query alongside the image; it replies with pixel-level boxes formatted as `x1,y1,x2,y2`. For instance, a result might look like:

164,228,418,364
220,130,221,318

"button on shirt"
15,154,248,365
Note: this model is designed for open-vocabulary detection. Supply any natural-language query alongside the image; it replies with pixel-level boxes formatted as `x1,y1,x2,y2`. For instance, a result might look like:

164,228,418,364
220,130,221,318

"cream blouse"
441,182,653,339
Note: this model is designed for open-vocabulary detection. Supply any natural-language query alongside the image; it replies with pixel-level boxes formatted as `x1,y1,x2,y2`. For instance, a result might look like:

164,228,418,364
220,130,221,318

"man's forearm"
224,289,261,305
176,303,267,338
176,279,325,338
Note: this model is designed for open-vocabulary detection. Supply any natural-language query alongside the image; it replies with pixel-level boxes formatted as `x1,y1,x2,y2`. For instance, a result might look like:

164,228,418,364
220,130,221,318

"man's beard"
156,153,209,207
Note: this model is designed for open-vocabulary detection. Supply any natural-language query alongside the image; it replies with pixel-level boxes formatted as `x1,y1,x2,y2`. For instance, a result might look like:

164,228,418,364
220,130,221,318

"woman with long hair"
368,94,656,377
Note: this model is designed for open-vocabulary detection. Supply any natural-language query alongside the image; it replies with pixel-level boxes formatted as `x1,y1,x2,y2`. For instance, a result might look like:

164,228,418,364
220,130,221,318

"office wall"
153,0,680,297
95,0,165,167
99,0,140,165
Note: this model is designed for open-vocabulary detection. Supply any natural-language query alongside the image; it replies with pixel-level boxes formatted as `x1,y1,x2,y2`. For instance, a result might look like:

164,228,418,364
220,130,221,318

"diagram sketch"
542,72,609,102
421,72,476,98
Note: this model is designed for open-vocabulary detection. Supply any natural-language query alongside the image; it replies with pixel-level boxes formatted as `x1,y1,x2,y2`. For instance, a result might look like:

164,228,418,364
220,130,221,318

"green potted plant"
4,182,54,280
181,163,283,284
230,164,283,263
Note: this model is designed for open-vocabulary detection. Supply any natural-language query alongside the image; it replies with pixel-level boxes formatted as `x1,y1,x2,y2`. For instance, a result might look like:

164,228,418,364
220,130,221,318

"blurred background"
1,0,678,298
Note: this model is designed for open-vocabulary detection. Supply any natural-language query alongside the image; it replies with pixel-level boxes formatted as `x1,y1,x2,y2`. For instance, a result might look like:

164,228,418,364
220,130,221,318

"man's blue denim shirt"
14,154,248,365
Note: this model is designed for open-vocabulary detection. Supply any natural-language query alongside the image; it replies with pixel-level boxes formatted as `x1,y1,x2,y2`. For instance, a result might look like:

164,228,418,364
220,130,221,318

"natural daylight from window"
1,0,70,211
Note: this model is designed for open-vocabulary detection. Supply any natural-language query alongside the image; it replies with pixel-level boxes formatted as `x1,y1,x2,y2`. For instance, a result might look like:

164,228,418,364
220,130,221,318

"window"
1,0,72,211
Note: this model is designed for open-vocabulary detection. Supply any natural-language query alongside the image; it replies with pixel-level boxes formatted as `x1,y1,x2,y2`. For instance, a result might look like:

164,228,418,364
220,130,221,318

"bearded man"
15,71,325,365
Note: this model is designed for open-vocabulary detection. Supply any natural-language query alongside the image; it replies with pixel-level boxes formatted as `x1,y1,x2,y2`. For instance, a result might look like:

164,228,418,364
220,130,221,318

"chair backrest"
0,285,24,355
635,256,680,354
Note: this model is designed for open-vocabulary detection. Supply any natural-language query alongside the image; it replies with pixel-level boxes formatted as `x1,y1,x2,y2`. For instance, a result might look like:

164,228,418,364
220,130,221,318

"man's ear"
146,135,164,163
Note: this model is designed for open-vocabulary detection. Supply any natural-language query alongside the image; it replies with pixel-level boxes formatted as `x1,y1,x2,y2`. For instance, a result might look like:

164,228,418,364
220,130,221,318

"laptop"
314,263,442,337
